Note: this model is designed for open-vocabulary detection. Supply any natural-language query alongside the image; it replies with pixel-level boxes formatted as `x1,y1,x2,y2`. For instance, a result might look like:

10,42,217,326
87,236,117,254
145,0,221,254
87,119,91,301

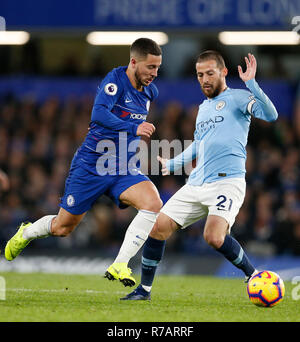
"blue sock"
217,235,255,277
141,236,166,289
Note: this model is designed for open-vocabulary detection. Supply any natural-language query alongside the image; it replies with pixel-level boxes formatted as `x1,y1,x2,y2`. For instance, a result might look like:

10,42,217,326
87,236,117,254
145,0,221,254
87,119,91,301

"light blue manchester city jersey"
166,79,278,185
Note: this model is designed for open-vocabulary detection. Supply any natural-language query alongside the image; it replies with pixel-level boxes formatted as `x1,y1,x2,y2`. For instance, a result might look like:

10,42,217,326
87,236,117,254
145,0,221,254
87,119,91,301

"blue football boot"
120,284,151,301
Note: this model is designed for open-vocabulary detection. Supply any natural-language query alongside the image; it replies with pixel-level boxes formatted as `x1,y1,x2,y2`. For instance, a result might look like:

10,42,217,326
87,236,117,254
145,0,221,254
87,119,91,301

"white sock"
113,210,159,264
22,215,56,240
142,285,152,292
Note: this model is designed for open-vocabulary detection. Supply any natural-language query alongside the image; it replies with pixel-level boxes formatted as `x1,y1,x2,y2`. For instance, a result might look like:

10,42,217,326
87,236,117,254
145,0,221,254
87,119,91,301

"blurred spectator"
60,55,80,76
294,82,300,142
0,169,9,192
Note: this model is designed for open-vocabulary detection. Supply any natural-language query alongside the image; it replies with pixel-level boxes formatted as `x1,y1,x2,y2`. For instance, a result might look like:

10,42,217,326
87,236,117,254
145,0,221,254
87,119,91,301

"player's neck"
219,84,228,96
126,68,143,92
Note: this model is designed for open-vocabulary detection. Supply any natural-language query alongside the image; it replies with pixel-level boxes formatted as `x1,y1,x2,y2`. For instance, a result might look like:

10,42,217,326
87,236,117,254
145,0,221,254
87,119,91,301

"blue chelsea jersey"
75,66,158,175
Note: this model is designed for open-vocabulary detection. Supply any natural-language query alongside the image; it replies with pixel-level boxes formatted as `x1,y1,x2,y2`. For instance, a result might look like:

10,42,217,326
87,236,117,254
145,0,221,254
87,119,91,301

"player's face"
196,60,227,98
134,54,162,89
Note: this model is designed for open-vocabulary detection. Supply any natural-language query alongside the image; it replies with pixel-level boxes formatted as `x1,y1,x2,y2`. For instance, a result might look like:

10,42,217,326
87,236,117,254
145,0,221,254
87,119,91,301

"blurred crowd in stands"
0,82,300,258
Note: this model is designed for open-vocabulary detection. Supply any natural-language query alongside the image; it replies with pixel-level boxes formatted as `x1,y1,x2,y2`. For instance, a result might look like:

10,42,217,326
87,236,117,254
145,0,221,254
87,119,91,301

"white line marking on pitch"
7,288,124,294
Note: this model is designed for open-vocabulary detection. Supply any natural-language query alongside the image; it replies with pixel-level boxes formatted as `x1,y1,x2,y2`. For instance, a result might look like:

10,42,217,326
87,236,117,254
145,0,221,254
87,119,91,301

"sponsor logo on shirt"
130,113,147,120
120,110,147,120
198,115,224,127
197,115,224,134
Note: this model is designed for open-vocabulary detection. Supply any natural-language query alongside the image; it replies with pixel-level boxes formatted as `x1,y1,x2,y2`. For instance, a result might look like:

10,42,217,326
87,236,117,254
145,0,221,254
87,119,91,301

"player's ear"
222,67,228,77
130,57,138,69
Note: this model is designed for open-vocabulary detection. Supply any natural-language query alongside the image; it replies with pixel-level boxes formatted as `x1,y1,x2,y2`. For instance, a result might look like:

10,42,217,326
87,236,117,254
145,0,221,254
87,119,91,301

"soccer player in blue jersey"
122,50,278,300
5,38,163,287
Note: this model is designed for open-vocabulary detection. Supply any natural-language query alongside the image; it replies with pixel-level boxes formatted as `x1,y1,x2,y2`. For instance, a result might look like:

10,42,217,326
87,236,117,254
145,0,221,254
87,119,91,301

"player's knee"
153,198,163,212
150,225,167,240
142,198,163,213
203,231,224,249
150,214,176,240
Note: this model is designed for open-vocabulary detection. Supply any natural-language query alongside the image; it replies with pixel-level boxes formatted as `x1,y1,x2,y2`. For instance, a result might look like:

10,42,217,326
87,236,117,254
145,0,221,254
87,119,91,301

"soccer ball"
247,270,285,307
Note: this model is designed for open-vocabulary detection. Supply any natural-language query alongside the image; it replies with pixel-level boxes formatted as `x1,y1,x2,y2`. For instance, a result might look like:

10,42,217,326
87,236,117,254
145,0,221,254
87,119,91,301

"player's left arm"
157,140,198,176
238,53,278,122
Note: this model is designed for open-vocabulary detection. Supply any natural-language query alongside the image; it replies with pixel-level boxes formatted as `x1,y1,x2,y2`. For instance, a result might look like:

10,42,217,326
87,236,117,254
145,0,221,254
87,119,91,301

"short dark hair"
130,38,162,59
196,50,226,69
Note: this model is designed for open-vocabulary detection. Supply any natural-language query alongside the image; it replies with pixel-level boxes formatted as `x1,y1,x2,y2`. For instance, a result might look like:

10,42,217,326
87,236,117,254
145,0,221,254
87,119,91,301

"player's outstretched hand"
136,122,156,138
157,156,170,176
238,53,257,82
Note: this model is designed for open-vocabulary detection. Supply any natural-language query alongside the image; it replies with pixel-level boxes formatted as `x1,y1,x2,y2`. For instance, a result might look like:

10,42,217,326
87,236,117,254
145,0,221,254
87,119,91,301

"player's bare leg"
203,214,256,280
5,208,85,261
105,180,163,286
119,180,162,212
149,212,180,240
203,215,229,249
50,208,86,237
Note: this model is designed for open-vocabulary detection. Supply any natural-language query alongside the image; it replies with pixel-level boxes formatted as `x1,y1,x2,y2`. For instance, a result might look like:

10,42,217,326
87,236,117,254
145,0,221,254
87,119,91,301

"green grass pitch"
0,272,298,322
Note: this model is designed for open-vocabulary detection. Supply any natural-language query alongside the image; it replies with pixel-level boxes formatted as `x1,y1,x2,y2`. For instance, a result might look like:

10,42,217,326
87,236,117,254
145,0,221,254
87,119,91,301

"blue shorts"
60,162,150,215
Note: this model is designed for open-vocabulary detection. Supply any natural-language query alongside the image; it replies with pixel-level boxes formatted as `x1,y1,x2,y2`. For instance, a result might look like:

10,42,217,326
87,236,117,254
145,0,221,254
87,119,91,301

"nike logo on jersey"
125,98,132,103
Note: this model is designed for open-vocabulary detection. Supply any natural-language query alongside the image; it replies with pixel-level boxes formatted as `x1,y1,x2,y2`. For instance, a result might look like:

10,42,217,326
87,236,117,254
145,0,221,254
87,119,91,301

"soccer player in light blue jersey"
122,50,278,300
5,38,163,287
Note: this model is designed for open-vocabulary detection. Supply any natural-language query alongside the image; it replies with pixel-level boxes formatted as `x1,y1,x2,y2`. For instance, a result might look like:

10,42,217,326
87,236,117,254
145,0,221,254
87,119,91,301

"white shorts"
160,178,246,230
